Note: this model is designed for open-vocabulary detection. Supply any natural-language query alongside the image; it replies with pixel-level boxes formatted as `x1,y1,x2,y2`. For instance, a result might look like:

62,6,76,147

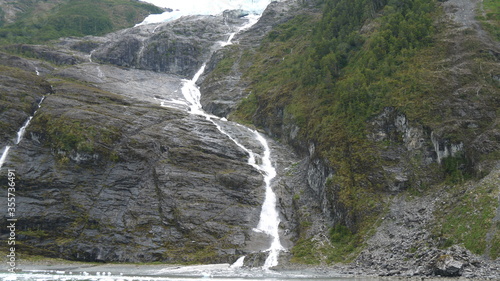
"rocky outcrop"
3,44,83,66
200,0,307,118
87,14,248,78
0,53,52,148
347,192,499,278
0,78,267,263
431,253,466,277
0,3,305,264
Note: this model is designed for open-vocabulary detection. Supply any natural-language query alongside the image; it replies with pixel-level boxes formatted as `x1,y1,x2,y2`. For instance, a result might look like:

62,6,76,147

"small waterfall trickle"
16,116,33,145
1,96,46,170
16,96,45,145
89,49,96,63
220,14,260,47
230,256,246,269
0,146,11,170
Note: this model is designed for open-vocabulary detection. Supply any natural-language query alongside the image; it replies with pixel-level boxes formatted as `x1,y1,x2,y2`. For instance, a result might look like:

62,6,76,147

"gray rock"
431,254,464,277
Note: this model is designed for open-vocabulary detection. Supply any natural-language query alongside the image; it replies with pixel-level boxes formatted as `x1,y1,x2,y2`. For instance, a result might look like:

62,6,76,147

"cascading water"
221,14,260,47
16,96,45,144
0,146,11,170
16,116,34,145
1,95,45,170
169,15,283,269
252,131,283,269
180,62,283,269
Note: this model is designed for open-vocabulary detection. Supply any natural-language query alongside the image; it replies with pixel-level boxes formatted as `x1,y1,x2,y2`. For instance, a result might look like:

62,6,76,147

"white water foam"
180,62,283,270
0,146,11,170
153,13,282,269
16,96,45,144
220,14,260,46
16,116,33,145
230,256,246,268
252,130,283,269
138,0,272,25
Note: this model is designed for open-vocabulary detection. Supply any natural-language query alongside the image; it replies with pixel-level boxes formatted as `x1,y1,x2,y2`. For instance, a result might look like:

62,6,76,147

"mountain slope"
201,0,500,275
0,0,163,44
0,0,498,277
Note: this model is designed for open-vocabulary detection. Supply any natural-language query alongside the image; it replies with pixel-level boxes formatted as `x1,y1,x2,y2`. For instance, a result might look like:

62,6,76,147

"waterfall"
16,116,34,144
220,14,260,47
89,49,96,63
152,14,283,269
180,62,283,269
252,131,283,269
0,146,11,170
1,96,46,170
16,96,45,145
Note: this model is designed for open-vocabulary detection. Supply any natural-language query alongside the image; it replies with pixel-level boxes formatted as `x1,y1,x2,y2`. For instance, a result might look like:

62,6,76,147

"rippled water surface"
0,264,387,281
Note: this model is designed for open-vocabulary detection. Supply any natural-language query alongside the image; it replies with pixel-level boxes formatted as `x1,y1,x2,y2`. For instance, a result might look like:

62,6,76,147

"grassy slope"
479,0,500,41
0,0,163,44
229,0,500,263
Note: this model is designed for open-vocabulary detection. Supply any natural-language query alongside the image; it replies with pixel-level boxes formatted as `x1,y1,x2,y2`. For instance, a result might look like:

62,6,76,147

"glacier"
138,0,273,24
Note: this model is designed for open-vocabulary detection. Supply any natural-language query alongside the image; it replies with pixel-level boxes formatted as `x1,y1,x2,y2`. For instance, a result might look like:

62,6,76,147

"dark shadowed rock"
431,254,464,277
0,78,266,263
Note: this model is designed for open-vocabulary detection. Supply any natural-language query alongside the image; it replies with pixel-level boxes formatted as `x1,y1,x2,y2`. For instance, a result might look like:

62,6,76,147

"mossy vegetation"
27,82,126,163
290,237,322,264
0,0,162,44
433,177,499,258
231,0,500,263
235,0,437,223
162,242,221,265
479,0,500,41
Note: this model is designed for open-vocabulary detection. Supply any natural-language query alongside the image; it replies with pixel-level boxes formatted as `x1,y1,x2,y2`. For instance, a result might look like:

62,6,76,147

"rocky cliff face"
0,58,270,263
0,0,499,277
196,0,500,276
0,53,53,148
0,4,300,264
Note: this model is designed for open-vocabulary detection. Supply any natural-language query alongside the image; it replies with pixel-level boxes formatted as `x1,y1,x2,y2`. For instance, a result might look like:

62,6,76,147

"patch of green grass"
442,154,473,184
18,229,49,238
479,0,500,41
490,221,500,259
32,112,119,158
434,179,499,255
211,46,239,77
290,238,322,264
325,225,362,263
0,0,163,45
162,242,219,264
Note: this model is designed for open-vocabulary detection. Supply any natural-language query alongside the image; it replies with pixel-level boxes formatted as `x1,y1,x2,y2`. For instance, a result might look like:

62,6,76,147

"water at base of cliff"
0,264,385,281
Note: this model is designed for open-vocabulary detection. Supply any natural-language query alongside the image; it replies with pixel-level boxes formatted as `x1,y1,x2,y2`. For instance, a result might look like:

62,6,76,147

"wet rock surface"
0,0,307,265
199,0,306,118
1,80,269,263
0,0,498,277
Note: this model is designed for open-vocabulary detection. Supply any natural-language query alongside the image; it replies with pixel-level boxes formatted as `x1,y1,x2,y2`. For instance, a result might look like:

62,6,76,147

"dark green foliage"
479,0,500,41
329,224,353,243
290,238,321,264
0,0,162,44
233,1,440,259
326,224,363,262
236,0,437,215
442,154,472,184
433,178,498,257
